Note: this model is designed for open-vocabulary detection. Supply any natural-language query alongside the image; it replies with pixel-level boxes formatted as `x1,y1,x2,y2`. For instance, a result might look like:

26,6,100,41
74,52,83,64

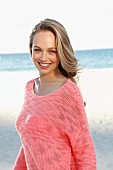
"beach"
0,69,113,170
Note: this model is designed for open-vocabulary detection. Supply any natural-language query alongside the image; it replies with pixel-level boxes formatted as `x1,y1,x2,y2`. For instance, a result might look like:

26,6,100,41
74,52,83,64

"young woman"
14,18,96,170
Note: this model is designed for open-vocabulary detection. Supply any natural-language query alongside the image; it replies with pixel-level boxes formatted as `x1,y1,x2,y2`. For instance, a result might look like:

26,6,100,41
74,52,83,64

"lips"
40,63,50,66
38,62,51,69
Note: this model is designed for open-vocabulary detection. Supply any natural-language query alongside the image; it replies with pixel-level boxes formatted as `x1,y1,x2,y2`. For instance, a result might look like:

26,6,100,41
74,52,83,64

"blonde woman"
14,18,96,170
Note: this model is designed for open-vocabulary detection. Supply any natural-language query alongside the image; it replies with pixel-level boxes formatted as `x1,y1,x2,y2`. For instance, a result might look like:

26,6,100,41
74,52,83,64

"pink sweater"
14,78,96,170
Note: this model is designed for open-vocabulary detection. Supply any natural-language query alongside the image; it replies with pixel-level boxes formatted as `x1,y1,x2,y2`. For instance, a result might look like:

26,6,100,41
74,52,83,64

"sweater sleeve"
13,146,27,170
69,87,96,170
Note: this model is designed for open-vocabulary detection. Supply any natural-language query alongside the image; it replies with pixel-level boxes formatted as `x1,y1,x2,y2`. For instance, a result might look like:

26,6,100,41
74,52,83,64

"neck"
39,73,65,87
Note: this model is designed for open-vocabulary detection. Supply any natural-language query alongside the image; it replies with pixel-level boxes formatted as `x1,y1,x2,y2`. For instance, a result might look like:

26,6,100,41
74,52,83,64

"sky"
0,0,113,53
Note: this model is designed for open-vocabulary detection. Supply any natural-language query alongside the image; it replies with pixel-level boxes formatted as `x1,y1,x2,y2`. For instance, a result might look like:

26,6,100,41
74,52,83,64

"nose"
39,51,47,61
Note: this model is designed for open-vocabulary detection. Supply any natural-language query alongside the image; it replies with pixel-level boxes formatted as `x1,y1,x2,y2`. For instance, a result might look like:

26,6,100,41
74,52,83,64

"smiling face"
31,30,59,78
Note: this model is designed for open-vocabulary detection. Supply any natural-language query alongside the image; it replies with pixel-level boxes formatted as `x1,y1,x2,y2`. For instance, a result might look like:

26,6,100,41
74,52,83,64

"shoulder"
26,78,37,85
24,77,37,91
65,79,84,106
66,79,82,97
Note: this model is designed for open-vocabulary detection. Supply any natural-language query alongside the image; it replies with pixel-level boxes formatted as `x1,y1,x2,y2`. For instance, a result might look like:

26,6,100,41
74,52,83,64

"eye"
34,48,41,52
49,50,57,54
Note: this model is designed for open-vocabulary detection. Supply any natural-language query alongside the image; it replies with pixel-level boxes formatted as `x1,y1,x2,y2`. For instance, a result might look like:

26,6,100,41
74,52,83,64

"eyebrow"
33,45,40,48
33,46,57,50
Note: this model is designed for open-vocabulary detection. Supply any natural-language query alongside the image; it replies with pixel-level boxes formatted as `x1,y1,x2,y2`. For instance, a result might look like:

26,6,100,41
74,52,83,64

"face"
31,30,59,78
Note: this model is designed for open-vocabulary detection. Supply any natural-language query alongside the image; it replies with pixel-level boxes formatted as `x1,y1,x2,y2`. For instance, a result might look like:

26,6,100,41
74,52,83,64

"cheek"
56,56,60,65
32,53,39,61
51,55,59,63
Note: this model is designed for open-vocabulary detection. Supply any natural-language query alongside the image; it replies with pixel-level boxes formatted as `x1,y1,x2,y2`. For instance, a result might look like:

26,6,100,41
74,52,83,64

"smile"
40,63,50,66
38,62,52,69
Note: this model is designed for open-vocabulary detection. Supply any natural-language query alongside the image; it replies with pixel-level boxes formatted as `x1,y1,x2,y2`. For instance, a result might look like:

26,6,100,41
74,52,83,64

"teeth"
40,63,50,66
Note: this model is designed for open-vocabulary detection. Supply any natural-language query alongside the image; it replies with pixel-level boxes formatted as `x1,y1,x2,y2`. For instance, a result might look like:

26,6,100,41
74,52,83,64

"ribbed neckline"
31,78,71,99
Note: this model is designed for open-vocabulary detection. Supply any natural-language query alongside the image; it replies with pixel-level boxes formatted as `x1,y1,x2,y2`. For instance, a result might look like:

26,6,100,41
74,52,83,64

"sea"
0,48,113,72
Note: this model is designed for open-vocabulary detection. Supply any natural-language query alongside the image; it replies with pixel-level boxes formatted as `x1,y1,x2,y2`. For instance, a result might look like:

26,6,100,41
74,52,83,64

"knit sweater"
13,78,96,170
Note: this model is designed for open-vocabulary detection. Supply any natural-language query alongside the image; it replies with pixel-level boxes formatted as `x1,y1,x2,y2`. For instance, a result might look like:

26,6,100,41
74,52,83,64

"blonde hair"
29,18,79,83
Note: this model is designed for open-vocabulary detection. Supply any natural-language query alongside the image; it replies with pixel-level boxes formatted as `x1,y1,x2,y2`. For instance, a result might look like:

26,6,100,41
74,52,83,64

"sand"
0,69,113,170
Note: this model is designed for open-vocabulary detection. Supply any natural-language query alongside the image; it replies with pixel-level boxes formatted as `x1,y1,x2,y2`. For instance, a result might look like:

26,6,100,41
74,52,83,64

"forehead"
33,30,55,43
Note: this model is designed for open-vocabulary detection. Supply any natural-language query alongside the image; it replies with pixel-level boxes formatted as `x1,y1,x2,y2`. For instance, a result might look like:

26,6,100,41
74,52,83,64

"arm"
13,146,27,170
69,88,96,169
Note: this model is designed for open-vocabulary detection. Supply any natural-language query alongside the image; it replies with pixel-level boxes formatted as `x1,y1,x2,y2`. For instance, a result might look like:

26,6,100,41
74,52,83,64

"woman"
14,18,96,169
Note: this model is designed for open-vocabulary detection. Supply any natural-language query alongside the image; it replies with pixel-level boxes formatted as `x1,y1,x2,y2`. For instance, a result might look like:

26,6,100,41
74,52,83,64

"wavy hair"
29,18,79,83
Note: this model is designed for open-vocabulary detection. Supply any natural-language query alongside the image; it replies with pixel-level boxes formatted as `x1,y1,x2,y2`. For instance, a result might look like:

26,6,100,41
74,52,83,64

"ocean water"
0,48,113,72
